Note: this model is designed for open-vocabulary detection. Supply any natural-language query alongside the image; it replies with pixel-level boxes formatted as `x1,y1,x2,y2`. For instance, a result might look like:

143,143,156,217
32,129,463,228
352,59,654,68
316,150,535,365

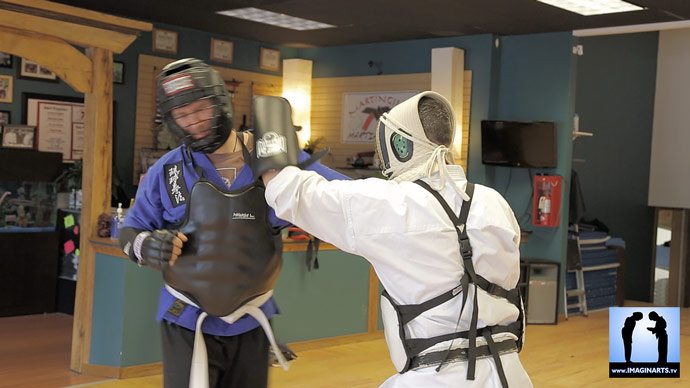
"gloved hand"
134,229,188,270
248,96,301,178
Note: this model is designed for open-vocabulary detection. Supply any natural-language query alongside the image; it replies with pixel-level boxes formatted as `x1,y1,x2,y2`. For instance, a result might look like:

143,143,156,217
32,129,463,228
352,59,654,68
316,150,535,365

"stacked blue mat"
566,231,622,312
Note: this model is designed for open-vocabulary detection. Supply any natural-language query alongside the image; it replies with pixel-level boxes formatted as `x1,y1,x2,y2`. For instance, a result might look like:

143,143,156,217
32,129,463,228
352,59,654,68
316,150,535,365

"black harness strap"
484,332,510,388
410,338,518,371
415,180,511,387
389,283,463,326
404,315,522,358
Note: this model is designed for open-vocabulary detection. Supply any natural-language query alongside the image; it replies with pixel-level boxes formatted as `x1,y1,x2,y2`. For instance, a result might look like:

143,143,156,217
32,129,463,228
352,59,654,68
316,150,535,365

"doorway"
652,208,690,306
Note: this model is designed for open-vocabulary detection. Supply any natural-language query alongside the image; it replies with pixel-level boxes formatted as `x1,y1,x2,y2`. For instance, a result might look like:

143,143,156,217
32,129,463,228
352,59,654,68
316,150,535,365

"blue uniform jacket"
124,144,349,336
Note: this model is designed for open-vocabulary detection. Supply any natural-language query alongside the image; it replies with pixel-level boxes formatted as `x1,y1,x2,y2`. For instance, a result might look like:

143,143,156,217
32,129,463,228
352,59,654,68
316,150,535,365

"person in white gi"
259,91,533,387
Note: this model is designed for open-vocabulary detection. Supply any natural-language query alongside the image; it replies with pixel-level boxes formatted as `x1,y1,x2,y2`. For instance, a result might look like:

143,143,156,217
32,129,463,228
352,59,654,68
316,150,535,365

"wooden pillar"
70,47,113,372
431,47,465,159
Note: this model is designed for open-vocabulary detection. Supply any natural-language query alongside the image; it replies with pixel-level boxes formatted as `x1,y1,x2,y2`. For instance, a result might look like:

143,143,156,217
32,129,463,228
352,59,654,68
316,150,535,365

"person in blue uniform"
119,58,347,388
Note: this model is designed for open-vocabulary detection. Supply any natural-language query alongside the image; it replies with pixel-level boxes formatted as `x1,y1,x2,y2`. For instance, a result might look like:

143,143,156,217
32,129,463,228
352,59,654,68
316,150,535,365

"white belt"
164,284,289,388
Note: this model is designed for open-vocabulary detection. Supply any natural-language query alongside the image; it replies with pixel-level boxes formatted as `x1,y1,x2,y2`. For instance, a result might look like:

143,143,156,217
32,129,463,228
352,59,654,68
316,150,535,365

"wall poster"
341,91,416,144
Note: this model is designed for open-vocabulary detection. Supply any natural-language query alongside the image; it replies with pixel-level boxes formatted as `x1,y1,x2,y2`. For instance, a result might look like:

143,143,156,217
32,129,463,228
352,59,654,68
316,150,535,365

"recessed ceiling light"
537,0,644,16
216,7,335,31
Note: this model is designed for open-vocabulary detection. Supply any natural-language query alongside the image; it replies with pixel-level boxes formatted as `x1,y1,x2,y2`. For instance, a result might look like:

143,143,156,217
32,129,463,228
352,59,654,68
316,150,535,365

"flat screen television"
481,120,557,168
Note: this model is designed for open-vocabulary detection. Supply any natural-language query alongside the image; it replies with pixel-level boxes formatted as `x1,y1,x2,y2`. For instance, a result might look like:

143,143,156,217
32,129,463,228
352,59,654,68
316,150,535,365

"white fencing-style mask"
375,91,469,200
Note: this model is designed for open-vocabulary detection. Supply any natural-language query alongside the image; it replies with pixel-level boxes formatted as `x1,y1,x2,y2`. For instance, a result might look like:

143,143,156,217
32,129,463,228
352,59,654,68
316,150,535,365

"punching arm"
119,226,188,270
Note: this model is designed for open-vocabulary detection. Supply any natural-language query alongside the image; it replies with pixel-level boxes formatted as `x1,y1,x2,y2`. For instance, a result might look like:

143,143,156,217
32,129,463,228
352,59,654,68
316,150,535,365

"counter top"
90,236,337,259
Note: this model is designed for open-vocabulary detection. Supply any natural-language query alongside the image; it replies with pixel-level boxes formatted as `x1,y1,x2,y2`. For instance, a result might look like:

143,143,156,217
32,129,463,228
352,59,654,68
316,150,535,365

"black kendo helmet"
156,58,233,153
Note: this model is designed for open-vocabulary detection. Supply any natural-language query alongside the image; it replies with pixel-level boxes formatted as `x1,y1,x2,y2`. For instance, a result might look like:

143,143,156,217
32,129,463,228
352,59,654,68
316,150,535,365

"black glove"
120,227,187,271
248,96,301,178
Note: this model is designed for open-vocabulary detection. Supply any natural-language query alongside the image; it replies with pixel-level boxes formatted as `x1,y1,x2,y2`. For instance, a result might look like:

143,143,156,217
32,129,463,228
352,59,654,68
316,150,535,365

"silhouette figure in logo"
647,311,668,364
621,311,643,363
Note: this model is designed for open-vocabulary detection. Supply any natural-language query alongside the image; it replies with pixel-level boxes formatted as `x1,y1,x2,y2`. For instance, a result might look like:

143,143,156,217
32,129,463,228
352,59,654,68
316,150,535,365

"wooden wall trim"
2,0,152,32
81,362,162,379
0,25,92,93
0,9,138,54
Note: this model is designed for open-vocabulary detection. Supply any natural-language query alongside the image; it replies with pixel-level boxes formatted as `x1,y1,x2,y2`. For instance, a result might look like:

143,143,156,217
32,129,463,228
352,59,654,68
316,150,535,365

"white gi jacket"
265,165,533,388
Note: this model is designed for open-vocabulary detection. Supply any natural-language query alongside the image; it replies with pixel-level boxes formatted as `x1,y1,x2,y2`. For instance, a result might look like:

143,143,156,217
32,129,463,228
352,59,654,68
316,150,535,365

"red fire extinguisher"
538,188,551,225
532,175,561,227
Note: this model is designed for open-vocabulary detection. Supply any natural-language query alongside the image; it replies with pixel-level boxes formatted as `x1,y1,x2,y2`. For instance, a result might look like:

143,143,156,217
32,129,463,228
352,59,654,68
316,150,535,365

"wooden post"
70,47,113,372
367,267,380,332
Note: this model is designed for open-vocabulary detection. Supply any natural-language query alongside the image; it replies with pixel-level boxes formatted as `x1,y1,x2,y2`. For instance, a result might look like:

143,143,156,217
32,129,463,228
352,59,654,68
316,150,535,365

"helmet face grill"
156,59,233,153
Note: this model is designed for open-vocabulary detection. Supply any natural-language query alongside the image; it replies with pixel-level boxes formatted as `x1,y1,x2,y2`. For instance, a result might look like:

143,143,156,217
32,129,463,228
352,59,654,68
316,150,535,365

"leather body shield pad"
163,180,282,317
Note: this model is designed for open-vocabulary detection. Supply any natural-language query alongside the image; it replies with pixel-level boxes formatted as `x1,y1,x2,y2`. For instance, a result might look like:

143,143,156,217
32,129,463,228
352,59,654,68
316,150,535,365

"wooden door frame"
0,0,151,373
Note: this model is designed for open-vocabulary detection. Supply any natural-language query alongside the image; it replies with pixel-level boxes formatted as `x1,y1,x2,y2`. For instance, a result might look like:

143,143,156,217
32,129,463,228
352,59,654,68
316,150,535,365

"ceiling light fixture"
216,7,335,31
537,0,644,16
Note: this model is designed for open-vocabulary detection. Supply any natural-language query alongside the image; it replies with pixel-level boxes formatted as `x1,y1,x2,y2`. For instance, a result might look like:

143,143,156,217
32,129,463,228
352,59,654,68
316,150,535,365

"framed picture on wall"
0,75,12,103
1,125,36,149
210,38,234,64
152,28,178,54
23,93,85,161
113,61,125,84
19,59,57,81
0,52,12,68
259,48,280,72
0,110,10,125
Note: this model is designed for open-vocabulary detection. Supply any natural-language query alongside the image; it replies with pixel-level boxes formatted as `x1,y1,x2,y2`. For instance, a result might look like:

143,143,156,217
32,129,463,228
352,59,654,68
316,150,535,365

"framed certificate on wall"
23,93,85,161
259,48,280,72
152,28,178,54
211,38,234,64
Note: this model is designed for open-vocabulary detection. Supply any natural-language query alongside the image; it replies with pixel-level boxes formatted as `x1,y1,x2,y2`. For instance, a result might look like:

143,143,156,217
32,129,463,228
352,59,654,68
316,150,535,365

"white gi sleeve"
265,166,359,255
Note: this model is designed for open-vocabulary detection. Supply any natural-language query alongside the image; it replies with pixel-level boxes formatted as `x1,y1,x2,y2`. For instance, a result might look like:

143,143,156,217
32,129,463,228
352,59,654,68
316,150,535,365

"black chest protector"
162,179,282,317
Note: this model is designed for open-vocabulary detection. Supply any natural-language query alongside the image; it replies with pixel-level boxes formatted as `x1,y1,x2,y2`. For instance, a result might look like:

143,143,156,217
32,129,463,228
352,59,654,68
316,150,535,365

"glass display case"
0,181,56,232
0,149,62,317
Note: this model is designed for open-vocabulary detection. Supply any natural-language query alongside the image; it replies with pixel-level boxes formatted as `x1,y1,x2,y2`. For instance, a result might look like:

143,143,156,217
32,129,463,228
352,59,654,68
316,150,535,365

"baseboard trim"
82,362,162,379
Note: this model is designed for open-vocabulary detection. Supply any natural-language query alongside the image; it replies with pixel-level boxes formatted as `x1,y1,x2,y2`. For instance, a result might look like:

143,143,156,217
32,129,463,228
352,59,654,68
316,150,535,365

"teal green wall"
273,250,371,342
90,253,163,366
488,32,577,272
120,261,165,366
90,254,126,366
573,33,658,301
